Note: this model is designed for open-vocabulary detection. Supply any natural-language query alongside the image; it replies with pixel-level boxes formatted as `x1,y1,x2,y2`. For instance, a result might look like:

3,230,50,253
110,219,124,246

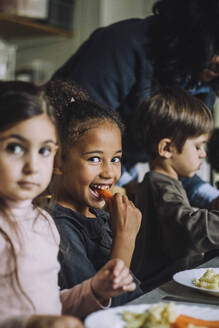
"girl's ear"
158,138,174,159
53,150,63,175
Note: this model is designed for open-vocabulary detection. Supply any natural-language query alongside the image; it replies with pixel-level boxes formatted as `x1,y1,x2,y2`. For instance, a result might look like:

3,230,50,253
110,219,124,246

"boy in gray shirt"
131,86,219,291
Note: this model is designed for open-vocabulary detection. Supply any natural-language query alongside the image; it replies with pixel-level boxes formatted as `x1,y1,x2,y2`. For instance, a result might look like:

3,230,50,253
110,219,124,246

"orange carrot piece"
171,320,187,328
172,314,219,328
96,188,114,200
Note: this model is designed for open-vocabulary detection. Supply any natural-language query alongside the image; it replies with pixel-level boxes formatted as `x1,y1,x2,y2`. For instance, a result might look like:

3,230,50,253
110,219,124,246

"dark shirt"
53,17,153,168
53,16,216,167
50,203,142,306
131,172,219,292
52,16,219,208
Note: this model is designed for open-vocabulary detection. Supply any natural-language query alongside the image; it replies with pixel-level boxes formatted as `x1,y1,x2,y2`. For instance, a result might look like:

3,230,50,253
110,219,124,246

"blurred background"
0,0,155,84
0,0,218,185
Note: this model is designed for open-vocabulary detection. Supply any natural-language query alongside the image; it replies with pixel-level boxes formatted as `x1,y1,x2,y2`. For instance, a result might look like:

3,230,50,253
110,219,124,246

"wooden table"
129,256,219,309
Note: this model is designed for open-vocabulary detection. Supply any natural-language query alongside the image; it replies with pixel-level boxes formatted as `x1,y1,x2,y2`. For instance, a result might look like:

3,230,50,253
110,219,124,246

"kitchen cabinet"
0,12,74,38
0,0,154,84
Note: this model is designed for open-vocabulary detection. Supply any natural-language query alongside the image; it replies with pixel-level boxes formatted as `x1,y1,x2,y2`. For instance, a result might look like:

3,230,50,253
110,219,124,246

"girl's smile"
90,183,112,199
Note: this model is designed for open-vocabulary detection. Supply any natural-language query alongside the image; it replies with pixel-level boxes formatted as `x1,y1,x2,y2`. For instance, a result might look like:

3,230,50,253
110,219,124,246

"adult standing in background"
52,0,219,209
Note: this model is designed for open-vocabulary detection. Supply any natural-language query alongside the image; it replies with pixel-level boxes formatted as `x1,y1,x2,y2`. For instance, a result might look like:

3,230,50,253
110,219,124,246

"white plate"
84,303,219,328
173,267,219,296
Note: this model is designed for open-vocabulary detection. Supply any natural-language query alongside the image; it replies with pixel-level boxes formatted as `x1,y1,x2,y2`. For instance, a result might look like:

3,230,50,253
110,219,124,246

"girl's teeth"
93,184,109,190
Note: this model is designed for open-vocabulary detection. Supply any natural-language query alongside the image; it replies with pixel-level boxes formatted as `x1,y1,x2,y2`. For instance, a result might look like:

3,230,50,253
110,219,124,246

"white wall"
100,0,148,26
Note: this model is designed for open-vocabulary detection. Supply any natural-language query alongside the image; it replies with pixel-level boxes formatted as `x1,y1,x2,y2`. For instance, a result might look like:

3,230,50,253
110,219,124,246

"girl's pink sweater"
0,200,101,327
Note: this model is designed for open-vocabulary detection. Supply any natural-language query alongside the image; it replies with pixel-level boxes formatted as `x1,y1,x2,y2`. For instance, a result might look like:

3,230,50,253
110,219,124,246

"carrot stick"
172,314,219,328
96,188,114,200
171,321,187,328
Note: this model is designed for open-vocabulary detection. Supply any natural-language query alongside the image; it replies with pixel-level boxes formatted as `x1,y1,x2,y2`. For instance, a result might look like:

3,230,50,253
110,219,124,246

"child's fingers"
113,192,125,202
120,194,128,203
108,193,133,216
104,197,113,209
102,259,126,281
114,193,137,209
112,266,133,287
114,271,134,288
111,186,126,195
122,281,136,292
110,258,128,278
102,259,133,287
108,193,128,215
104,192,120,210
111,280,136,294
128,199,136,207
115,194,130,204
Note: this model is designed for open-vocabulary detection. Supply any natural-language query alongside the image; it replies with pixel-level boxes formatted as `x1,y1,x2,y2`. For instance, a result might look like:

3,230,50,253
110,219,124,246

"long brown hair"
0,81,56,309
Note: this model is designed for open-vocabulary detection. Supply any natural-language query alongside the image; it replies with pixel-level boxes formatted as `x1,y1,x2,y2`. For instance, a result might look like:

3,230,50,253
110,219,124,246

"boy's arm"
156,181,219,258
180,174,219,209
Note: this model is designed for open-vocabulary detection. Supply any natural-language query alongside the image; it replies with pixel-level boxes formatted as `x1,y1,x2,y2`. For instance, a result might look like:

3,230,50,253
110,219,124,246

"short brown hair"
134,86,214,159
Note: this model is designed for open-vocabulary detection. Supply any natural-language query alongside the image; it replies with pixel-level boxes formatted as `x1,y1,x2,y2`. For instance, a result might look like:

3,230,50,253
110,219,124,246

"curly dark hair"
44,79,89,114
44,80,124,154
56,100,124,156
150,0,219,93
0,80,56,310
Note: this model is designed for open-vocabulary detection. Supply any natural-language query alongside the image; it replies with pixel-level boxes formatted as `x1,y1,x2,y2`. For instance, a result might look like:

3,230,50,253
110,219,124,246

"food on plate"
96,188,114,200
122,302,178,328
173,314,219,328
121,303,219,328
193,269,219,290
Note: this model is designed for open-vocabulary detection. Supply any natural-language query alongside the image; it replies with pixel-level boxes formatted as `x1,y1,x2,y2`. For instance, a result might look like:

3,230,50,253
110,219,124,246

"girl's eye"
112,156,121,163
88,156,100,163
196,144,206,151
6,143,23,155
39,146,53,157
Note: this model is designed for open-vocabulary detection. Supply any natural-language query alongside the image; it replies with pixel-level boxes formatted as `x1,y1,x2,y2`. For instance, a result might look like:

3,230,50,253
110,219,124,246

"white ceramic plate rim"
84,303,219,328
173,267,219,296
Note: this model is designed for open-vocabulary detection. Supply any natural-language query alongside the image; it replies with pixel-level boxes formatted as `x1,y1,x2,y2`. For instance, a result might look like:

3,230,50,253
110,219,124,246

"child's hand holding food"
107,193,142,242
95,188,142,267
91,258,136,306
105,193,142,267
